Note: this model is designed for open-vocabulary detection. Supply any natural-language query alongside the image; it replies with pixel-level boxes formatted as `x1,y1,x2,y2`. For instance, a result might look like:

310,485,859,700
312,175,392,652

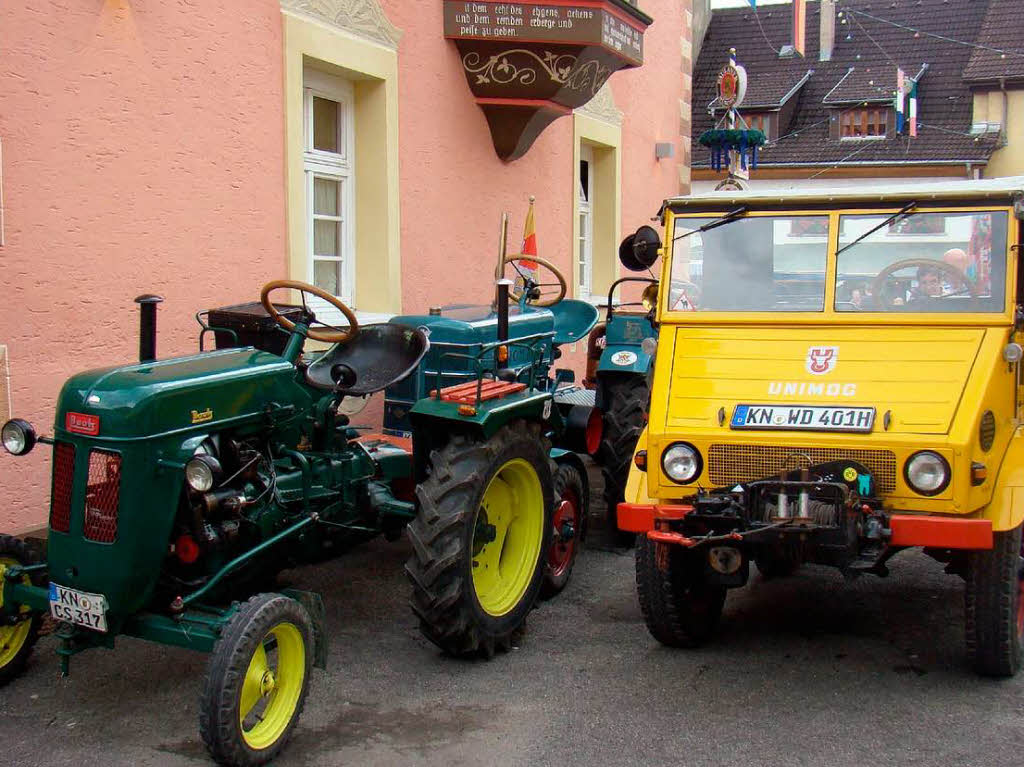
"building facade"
691,0,1024,192
0,0,693,530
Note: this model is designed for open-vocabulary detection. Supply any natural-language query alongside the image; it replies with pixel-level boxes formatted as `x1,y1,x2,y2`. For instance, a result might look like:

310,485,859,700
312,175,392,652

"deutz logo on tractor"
805,345,839,375
65,412,100,435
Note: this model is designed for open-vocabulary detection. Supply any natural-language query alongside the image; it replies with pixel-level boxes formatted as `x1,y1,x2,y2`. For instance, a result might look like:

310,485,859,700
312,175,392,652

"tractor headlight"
662,442,701,484
2,419,37,456
904,451,950,496
185,455,222,493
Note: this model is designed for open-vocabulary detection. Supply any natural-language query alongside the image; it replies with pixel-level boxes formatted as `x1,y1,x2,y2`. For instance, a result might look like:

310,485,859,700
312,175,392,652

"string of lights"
841,7,1024,60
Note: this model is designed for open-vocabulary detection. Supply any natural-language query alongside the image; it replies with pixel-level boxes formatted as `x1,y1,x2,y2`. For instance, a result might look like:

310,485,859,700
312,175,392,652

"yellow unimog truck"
616,177,1024,676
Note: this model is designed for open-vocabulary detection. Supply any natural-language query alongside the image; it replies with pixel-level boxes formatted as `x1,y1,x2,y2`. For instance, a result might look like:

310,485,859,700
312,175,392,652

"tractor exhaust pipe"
134,294,164,363
496,279,511,342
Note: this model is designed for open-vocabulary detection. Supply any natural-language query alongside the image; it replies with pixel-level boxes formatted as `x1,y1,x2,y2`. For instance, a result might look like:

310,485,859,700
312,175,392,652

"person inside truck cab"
912,263,943,299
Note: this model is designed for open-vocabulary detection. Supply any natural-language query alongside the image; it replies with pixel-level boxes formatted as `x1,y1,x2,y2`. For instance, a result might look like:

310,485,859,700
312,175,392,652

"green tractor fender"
408,389,555,481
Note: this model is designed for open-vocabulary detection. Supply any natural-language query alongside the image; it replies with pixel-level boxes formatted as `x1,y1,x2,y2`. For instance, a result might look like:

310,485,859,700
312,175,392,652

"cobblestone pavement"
2,468,1022,766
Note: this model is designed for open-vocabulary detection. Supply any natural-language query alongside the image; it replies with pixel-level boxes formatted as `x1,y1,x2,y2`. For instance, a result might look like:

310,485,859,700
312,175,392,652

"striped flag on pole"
908,78,918,137
793,0,806,57
520,196,538,270
895,68,906,133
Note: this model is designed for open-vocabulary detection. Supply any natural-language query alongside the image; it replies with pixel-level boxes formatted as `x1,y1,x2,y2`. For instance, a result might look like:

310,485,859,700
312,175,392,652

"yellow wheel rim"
472,458,545,616
0,558,32,670
238,622,305,751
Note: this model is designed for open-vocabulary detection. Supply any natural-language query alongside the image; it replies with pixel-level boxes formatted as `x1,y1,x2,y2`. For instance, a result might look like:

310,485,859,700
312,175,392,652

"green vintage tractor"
386,246,657,551
0,279,582,766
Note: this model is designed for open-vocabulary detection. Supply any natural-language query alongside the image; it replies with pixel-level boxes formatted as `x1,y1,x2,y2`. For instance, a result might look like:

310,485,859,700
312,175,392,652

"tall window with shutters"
304,71,355,309
577,145,594,298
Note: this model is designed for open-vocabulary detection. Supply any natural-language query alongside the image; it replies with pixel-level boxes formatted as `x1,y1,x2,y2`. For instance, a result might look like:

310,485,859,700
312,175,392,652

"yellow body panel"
639,201,1023,531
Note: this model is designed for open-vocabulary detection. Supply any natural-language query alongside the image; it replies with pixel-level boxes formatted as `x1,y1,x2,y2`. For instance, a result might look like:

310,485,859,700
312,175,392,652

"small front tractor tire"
200,593,314,766
635,534,726,648
0,534,42,686
541,462,587,599
598,376,650,546
406,420,553,658
965,523,1024,677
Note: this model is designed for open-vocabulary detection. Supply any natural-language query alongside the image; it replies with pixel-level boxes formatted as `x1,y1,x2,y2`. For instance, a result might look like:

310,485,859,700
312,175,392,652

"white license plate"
49,583,108,633
731,404,875,433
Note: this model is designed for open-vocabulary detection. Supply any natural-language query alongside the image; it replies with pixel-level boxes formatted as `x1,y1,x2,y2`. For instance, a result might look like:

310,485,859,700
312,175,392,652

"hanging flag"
793,0,806,57
895,68,906,134
520,196,538,270
747,0,757,7
908,78,918,137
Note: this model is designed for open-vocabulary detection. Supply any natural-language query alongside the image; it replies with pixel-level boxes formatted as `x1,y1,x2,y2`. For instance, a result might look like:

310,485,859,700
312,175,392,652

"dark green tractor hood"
55,348,304,440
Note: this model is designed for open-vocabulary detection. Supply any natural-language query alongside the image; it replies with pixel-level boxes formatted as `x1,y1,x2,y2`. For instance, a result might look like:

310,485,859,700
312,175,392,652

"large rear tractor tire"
635,534,726,648
0,535,42,686
599,376,650,546
541,462,587,599
965,523,1024,677
200,593,314,766
406,420,553,658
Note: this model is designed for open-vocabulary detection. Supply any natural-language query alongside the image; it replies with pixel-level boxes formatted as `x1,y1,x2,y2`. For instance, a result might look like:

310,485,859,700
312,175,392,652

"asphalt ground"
2,475,1023,766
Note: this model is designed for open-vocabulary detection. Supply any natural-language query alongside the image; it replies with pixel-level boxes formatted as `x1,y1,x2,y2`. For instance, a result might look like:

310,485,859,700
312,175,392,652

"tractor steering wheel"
870,258,975,309
503,255,567,307
260,280,360,344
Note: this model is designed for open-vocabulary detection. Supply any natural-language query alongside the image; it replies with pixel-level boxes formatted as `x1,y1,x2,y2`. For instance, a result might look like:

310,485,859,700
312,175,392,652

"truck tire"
965,523,1024,677
406,420,553,658
635,535,726,648
599,376,650,546
541,462,586,599
0,534,42,686
200,593,313,766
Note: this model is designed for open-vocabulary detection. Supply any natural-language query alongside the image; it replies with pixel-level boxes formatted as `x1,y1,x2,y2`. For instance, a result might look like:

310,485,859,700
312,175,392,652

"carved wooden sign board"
443,0,651,161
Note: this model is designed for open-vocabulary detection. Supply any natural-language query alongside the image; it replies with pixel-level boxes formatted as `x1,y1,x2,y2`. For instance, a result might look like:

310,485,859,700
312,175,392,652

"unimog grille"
50,442,76,533
708,444,897,494
83,450,122,543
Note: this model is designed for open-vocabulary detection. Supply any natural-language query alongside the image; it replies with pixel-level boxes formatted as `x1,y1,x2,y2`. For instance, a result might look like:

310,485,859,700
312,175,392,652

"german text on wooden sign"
444,1,652,161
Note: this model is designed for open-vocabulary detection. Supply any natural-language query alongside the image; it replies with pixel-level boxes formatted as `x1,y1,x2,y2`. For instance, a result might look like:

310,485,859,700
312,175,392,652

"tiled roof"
692,0,1004,169
822,66,898,105
963,0,1024,83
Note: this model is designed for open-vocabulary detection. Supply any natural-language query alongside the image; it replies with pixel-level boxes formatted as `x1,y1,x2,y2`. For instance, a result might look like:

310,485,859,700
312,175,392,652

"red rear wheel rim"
548,489,581,577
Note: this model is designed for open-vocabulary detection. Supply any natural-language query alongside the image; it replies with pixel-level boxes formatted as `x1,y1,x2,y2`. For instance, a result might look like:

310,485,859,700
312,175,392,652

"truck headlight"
662,442,701,484
2,419,37,456
185,455,222,493
904,451,950,496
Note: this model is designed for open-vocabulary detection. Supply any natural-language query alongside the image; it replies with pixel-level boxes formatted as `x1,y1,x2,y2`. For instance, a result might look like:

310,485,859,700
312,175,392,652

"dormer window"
744,112,773,139
839,107,890,139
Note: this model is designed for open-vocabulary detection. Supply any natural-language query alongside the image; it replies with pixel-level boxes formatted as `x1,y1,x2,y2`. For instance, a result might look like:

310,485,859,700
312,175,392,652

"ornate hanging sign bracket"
443,1,652,161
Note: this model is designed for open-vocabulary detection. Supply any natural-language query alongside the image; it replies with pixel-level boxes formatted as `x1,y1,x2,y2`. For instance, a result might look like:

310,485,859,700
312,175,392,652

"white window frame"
577,145,594,299
303,70,355,306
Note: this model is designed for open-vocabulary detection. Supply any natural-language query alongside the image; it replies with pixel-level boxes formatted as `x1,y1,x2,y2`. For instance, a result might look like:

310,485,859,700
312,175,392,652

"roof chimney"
820,0,836,62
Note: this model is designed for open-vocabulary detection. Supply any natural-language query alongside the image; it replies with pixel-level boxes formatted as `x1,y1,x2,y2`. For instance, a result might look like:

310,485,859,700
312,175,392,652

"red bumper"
889,515,992,550
620,504,993,550
617,503,692,532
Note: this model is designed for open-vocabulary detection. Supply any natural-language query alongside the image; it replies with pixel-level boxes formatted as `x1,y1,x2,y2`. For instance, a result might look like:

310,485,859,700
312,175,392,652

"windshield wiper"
835,201,917,255
674,206,747,241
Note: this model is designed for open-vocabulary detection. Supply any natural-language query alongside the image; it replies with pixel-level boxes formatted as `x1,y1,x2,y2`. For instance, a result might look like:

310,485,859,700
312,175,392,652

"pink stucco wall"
0,0,687,530
0,1,287,529
383,0,686,312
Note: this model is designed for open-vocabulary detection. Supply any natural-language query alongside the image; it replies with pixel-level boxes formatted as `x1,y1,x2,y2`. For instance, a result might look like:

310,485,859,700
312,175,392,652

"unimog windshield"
668,207,1010,318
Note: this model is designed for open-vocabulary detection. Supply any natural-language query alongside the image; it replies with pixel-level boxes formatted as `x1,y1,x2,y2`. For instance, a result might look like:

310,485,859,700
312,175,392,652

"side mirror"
618,225,662,271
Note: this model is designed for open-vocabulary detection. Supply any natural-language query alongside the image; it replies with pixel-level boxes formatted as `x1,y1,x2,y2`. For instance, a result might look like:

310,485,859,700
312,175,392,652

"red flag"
793,0,806,57
520,196,538,270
